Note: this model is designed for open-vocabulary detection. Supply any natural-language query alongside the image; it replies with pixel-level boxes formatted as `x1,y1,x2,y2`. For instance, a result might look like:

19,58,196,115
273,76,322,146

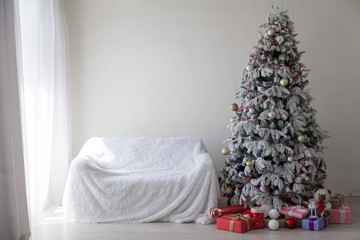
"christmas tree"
220,6,329,210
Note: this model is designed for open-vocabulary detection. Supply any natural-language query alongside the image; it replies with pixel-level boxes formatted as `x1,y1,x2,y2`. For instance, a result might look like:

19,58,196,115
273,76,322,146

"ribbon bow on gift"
223,214,250,232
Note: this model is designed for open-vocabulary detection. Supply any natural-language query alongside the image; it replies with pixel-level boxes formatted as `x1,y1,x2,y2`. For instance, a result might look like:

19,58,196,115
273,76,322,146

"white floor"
32,197,360,240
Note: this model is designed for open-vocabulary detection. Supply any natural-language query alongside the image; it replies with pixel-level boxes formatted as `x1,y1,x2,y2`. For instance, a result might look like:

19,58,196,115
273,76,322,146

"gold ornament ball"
226,186,234,195
298,135,306,143
280,78,289,87
305,176,311,182
267,28,276,37
246,161,253,167
230,103,239,111
221,147,230,155
268,110,277,119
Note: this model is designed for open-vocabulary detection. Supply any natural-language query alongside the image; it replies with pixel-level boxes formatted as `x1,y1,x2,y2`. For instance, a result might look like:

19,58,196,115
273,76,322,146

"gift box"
302,217,328,231
250,208,265,229
264,217,286,228
285,215,302,227
280,205,309,219
330,194,345,209
210,205,247,218
216,214,252,233
328,203,351,224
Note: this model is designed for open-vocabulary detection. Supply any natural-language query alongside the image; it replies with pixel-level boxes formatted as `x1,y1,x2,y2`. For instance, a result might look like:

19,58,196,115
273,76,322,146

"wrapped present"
210,205,247,218
330,194,345,209
328,203,351,224
302,217,328,231
216,214,252,233
280,205,309,219
264,217,286,228
250,208,265,229
285,215,302,227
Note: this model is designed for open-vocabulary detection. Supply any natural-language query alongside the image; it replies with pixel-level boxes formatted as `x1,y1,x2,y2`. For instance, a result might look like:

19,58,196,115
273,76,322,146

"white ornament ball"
268,219,280,230
246,65,254,71
249,108,255,114
268,111,277,119
288,156,294,162
280,78,289,87
298,135,306,143
301,71,308,77
269,209,280,219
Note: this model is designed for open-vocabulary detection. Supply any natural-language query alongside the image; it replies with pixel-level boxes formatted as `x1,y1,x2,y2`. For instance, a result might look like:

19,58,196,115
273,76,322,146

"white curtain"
17,0,71,224
0,0,31,239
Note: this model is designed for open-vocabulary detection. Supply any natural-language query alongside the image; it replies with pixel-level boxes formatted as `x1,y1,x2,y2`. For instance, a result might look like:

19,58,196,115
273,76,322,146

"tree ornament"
230,117,236,122
230,147,237,153
267,28,276,37
262,95,268,101
269,209,280,219
268,111,277,119
246,65,253,71
301,71,308,77
305,176,311,182
230,103,238,111
249,108,255,114
287,156,294,162
225,186,234,195
280,78,289,87
297,135,306,143
221,147,230,155
268,219,279,230
246,160,253,167
285,218,296,229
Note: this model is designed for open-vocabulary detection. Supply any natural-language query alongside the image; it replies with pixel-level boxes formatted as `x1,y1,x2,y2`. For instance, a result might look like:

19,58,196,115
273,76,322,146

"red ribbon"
317,201,324,213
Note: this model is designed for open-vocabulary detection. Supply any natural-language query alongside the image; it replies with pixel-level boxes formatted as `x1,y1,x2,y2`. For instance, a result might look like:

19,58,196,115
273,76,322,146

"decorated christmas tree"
220,6,329,210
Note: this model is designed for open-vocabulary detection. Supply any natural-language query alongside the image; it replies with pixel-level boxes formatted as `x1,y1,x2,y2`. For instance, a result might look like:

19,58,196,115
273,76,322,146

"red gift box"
250,208,265,229
210,205,247,218
216,214,252,233
328,203,351,224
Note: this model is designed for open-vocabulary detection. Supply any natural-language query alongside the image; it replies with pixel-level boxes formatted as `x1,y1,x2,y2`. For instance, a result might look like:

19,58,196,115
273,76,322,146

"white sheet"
63,137,219,224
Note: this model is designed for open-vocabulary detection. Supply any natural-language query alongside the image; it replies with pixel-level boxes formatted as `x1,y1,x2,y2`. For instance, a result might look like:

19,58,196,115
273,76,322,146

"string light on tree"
305,176,311,182
226,186,234,195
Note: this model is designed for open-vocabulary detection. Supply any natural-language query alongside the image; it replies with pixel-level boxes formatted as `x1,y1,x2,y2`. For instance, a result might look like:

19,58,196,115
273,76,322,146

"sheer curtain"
0,0,31,239
17,0,71,224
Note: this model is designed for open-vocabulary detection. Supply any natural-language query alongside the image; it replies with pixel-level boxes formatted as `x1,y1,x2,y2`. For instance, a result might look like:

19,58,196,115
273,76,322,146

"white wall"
64,0,360,194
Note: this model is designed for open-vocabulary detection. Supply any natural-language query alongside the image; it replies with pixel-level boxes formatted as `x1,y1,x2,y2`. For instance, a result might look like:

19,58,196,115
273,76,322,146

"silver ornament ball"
268,110,277,119
288,157,294,162
301,71,308,77
246,65,254,71
230,147,237,153
249,108,255,114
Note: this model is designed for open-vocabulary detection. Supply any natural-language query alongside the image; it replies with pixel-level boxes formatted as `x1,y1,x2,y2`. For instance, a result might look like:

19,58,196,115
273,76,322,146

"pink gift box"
280,205,309,219
328,203,351,224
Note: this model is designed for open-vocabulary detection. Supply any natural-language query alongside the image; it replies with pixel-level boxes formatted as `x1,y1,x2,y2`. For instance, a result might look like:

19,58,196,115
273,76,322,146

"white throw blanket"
63,137,219,224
